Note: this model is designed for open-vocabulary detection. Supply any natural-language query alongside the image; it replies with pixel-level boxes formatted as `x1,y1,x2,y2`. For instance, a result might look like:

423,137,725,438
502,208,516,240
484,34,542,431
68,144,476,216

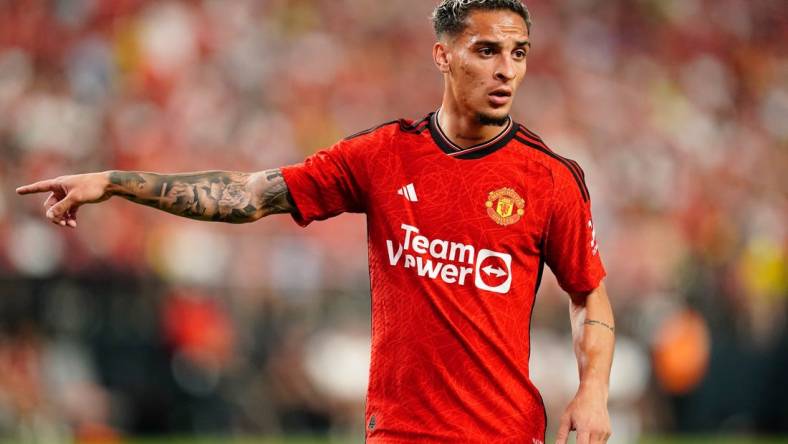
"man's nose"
494,56,516,81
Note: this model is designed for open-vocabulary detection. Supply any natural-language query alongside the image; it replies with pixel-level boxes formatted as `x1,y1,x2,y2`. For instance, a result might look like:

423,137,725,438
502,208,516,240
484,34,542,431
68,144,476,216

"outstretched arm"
16,169,294,228
555,282,615,444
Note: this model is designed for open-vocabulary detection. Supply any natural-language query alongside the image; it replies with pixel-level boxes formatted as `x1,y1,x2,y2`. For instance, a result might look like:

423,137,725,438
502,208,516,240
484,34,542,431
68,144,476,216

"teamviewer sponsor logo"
386,224,512,294
475,249,512,294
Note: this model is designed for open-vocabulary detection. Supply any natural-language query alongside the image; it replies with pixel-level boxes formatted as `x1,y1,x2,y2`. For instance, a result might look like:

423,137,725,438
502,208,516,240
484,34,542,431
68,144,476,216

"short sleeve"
543,168,606,294
280,135,371,227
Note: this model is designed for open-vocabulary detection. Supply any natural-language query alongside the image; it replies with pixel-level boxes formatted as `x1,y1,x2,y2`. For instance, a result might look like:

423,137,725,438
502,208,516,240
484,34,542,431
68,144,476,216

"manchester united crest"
485,188,525,226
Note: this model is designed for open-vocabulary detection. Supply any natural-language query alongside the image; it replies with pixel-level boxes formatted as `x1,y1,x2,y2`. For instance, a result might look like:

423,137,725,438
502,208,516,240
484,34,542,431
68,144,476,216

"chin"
476,110,510,127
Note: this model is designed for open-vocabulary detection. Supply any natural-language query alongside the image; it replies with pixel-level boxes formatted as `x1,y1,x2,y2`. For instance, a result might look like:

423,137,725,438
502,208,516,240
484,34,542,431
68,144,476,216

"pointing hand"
16,172,112,228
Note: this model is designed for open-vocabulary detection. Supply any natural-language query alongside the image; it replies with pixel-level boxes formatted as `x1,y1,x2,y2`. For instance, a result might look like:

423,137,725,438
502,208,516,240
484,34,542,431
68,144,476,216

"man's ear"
433,41,451,74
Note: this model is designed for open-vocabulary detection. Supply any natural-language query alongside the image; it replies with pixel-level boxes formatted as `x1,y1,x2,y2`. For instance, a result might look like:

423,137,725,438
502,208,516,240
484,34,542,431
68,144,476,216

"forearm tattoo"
584,319,615,333
108,169,294,223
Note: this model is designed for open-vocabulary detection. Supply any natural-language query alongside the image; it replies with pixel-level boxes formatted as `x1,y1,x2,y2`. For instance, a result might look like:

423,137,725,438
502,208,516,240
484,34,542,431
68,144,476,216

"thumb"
555,413,572,444
47,194,76,221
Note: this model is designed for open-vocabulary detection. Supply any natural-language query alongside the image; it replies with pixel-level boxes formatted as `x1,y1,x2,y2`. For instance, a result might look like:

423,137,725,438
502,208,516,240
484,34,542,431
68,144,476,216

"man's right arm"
16,169,295,228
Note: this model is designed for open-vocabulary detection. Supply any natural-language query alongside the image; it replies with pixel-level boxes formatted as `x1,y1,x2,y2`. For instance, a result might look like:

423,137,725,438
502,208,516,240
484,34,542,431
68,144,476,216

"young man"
17,1,614,442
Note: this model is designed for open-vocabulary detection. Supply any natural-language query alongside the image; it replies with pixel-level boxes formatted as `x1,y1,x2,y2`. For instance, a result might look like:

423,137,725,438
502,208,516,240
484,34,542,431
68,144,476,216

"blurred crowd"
0,0,786,442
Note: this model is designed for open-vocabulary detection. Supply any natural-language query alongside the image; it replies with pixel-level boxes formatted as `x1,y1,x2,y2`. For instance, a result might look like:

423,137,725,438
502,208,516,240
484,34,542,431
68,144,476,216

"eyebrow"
473,40,531,48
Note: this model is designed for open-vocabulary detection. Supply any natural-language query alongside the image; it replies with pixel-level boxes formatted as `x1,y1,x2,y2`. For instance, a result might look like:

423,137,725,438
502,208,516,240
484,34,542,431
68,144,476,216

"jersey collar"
428,110,518,160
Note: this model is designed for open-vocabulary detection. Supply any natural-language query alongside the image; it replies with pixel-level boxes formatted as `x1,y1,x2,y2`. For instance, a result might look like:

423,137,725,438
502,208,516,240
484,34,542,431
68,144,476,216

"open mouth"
490,90,512,98
488,90,512,106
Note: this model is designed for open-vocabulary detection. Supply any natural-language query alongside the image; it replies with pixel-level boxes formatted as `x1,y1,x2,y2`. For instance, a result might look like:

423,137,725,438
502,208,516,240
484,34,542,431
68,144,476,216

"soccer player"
17,0,614,442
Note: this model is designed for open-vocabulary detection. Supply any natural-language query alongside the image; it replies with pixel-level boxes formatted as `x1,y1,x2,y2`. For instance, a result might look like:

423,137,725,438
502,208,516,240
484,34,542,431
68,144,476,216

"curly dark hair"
432,0,532,38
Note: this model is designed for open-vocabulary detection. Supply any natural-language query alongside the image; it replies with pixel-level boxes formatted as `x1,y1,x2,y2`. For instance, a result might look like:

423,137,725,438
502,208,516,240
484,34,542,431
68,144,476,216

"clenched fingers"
44,192,58,211
46,195,76,226
65,206,79,228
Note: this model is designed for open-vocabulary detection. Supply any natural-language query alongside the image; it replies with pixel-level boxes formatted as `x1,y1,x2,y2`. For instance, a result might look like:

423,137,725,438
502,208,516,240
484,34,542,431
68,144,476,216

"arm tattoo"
584,319,615,333
108,169,294,223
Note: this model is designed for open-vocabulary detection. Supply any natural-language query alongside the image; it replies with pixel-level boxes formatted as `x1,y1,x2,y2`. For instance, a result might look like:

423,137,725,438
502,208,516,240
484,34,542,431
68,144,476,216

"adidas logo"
397,183,418,202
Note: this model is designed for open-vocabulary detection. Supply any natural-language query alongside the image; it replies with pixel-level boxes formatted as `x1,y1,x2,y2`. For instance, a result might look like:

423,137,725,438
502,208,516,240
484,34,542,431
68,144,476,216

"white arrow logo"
482,265,507,278
474,249,513,294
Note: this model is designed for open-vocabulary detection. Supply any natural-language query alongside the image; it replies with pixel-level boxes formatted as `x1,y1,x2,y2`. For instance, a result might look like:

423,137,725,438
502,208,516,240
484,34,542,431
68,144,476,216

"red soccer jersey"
281,112,606,443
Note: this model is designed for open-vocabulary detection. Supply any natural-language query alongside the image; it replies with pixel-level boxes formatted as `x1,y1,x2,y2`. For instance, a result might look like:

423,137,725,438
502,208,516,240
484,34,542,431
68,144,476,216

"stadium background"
0,0,786,442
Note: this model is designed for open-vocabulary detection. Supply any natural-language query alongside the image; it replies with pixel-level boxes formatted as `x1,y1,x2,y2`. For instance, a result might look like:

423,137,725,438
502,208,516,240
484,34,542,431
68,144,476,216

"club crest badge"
486,188,525,226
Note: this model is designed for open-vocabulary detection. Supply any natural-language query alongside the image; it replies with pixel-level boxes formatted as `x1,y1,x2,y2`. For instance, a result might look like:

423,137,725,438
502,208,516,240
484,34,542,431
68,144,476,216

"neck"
437,100,508,150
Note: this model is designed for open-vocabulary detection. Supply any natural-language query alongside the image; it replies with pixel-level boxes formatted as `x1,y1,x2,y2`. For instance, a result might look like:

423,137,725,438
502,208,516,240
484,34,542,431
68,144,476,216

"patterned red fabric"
281,112,606,443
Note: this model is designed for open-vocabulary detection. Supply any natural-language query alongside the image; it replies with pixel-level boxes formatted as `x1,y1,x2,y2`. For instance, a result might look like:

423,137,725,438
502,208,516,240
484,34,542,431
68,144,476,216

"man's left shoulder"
343,115,431,143
512,124,590,203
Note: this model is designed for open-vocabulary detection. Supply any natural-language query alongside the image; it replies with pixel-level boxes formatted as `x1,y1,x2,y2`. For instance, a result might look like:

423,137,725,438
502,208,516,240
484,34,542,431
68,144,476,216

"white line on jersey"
397,183,418,202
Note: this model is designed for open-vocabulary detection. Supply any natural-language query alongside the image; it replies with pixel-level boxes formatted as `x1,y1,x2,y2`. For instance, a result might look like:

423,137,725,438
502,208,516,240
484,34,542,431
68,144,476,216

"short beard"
476,113,510,127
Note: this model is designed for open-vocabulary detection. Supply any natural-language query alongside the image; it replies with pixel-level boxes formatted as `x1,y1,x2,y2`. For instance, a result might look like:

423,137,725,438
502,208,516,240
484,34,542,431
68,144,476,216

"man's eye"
514,50,527,59
479,48,494,56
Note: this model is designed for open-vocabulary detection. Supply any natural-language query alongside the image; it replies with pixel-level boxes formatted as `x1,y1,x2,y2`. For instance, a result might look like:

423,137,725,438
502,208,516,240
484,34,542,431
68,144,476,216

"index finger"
555,416,571,444
16,179,58,195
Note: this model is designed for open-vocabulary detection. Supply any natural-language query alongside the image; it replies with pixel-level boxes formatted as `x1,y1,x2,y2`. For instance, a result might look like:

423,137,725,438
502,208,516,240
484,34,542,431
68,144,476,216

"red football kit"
281,112,606,443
